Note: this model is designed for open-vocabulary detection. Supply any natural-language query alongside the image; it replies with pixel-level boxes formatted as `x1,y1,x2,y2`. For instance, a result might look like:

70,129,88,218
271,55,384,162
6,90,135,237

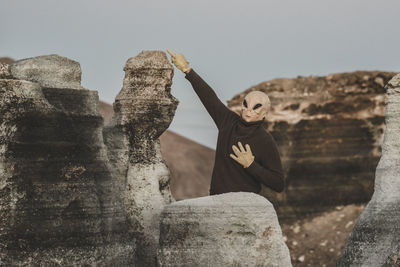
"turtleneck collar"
238,116,264,127
234,116,264,138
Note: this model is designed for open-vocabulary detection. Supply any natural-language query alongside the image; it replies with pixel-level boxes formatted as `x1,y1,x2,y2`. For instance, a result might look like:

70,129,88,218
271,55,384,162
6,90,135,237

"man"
167,49,284,195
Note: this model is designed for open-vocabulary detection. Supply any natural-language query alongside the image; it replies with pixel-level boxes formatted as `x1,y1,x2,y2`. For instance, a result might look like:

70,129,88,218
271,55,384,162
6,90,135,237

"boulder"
158,192,292,267
337,74,400,266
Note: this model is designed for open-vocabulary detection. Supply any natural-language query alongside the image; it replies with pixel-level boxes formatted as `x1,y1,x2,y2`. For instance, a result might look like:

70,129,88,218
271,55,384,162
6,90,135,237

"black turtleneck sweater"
185,68,284,195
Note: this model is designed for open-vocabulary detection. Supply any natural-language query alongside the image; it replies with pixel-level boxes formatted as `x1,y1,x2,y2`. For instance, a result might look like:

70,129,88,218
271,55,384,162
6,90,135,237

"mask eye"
243,99,248,108
253,103,262,110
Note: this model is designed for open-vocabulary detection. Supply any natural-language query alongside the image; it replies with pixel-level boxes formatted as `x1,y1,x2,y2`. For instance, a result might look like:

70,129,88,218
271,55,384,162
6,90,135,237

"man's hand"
166,49,192,73
230,142,255,168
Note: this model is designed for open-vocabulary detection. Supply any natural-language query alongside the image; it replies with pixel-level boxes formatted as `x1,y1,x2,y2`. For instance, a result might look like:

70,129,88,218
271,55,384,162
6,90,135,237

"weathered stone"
103,50,178,266
337,74,400,266
0,57,136,265
10,54,84,89
158,192,292,267
228,71,396,219
0,63,12,79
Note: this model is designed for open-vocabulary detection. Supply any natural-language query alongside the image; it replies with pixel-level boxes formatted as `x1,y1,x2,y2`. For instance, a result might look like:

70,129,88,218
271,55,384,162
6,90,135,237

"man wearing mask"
167,49,284,195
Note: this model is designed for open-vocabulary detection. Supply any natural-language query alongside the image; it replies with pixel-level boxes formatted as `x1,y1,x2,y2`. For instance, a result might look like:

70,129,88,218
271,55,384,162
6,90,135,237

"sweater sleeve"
185,68,233,129
245,138,285,193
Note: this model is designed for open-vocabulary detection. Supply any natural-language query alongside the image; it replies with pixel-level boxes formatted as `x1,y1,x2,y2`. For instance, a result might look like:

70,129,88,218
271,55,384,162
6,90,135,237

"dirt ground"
280,204,366,267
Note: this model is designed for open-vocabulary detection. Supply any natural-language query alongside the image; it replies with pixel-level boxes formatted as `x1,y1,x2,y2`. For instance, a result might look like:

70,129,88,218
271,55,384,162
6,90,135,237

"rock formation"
337,73,400,266
158,192,292,267
228,71,396,219
103,50,178,266
0,55,136,265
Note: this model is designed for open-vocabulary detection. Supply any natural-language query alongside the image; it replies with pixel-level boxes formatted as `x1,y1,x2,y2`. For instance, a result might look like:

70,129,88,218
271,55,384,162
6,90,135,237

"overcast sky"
1,0,399,148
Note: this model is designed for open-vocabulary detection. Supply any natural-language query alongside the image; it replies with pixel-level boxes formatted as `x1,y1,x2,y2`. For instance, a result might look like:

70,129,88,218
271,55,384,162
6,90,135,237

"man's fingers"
166,48,176,57
232,145,241,156
238,142,245,152
230,153,239,162
245,144,252,154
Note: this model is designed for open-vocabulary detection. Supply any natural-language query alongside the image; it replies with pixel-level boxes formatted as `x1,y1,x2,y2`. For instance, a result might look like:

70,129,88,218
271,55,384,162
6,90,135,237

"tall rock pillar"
103,50,178,266
338,74,400,266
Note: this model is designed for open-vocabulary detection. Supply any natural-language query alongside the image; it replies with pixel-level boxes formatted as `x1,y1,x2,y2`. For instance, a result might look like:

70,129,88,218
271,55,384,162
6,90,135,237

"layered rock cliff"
228,71,396,219
0,55,136,265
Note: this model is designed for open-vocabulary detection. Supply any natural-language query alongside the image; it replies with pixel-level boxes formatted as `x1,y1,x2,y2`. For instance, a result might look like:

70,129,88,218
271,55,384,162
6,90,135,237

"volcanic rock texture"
228,71,397,219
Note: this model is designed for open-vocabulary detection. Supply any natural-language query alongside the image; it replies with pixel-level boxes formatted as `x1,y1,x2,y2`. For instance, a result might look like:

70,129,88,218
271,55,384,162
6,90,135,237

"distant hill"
0,57,14,64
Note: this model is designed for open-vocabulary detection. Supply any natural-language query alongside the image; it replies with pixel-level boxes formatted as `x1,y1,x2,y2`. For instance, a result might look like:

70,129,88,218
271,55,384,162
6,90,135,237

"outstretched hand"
230,142,255,168
166,49,192,74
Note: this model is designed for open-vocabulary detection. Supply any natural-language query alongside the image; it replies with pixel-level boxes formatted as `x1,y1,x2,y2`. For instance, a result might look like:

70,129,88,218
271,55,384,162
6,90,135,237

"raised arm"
167,49,232,128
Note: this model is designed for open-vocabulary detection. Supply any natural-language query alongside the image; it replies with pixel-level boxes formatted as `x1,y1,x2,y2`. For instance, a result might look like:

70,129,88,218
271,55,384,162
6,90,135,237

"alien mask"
241,91,270,123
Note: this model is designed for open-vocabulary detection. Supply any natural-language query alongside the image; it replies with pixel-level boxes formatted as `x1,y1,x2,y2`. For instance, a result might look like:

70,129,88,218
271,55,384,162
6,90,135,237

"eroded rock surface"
228,71,396,219
0,55,135,266
337,74,400,266
103,50,178,266
158,192,292,267
10,54,84,89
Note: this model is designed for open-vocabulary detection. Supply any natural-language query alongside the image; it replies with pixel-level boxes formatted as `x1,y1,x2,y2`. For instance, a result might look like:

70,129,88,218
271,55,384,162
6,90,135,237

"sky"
1,0,399,148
